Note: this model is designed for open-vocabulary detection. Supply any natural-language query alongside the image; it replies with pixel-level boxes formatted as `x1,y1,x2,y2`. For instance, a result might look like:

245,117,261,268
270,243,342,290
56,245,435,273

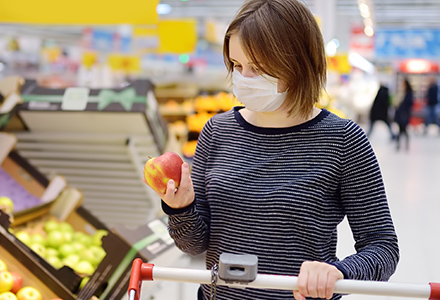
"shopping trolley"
128,253,440,300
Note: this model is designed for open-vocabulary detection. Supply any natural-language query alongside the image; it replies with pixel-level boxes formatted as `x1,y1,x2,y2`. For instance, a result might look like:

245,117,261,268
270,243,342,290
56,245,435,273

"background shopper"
367,83,396,140
394,78,414,150
424,76,440,133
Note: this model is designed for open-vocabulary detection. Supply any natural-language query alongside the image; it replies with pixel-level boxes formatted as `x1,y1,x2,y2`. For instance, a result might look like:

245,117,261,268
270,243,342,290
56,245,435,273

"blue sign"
375,29,440,59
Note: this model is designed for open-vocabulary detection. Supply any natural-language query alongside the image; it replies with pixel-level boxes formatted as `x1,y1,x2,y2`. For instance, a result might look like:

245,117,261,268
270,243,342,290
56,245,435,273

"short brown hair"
223,0,327,117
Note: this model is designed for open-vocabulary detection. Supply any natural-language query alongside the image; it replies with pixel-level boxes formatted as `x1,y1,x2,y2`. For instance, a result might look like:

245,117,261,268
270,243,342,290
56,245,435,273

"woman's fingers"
296,261,343,300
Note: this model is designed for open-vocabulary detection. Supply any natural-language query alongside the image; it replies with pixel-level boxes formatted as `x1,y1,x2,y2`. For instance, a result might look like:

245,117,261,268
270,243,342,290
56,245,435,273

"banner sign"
0,0,159,25
375,29,440,59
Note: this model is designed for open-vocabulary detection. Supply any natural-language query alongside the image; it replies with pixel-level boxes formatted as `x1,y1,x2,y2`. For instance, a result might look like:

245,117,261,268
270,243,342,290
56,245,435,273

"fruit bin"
0,132,67,226
77,216,175,300
3,189,116,294
0,217,76,300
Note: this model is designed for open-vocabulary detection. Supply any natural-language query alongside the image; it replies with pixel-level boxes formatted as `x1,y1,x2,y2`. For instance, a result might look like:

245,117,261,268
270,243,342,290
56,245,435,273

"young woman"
144,1,399,299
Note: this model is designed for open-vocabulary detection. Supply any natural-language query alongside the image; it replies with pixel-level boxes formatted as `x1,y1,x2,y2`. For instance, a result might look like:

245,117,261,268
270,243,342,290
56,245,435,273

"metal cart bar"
128,258,440,300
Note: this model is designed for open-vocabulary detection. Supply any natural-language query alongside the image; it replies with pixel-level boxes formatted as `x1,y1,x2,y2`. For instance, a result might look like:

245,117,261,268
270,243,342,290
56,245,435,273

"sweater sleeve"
332,121,399,281
163,119,214,256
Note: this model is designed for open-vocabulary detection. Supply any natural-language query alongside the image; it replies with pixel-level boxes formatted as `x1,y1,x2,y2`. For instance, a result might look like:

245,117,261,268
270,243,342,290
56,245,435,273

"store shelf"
13,132,161,228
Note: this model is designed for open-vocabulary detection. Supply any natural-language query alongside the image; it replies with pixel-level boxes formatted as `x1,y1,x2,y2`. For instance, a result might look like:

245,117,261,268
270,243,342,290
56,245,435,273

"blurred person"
394,78,414,150
144,1,399,299
423,76,440,133
366,83,396,139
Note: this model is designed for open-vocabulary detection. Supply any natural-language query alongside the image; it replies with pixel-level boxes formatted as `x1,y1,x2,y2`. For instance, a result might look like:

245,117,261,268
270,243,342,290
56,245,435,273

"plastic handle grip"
430,282,440,300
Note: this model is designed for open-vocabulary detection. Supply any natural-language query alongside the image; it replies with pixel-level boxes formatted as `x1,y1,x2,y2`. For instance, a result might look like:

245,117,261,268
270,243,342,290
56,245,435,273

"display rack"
12,132,161,228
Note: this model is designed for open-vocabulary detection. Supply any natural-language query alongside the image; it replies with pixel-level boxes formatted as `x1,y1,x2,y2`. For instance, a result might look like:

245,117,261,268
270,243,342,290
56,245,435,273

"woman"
144,1,399,299
394,78,414,150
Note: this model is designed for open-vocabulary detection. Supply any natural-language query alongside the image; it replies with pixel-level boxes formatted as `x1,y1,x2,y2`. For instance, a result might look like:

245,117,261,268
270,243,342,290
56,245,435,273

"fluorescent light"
157,4,172,15
349,52,375,74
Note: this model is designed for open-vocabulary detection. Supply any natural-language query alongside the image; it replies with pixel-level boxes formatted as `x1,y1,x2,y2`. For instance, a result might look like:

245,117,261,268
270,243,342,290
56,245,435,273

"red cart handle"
128,259,440,300
128,259,154,300
431,282,440,300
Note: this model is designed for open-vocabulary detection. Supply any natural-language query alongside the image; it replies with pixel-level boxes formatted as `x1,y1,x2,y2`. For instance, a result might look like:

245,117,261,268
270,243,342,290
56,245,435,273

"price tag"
62,88,90,111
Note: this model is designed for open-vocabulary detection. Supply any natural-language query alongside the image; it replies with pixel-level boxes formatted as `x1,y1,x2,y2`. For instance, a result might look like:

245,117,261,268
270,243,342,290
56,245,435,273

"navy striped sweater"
162,107,399,300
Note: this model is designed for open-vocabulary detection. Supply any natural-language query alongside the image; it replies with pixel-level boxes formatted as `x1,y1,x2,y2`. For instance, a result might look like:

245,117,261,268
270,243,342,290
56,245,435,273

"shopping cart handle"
128,258,154,300
127,259,440,300
431,282,440,300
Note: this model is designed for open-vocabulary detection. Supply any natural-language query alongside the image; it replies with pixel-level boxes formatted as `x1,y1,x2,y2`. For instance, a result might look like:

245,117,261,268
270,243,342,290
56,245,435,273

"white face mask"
232,70,287,112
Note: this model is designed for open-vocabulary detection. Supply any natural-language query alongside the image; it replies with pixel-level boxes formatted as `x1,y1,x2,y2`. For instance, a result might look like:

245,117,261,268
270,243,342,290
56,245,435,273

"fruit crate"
0,132,67,226
0,214,77,300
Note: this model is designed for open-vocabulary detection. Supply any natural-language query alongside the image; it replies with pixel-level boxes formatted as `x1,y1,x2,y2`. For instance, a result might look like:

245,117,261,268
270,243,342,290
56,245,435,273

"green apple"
70,242,85,253
0,291,17,300
73,261,95,275
79,276,90,290
73,233,93,247
45,248,58,258
89,246,106,265
30,234,46,247
0,271,13,293
43,220,59,233
46,256,63,269
63,231,73,243
46,230,66,249
15,231,31,246
0,260,7,272
92,229,108,247
29,244,46,258
0,196,14,214
58,244,76,258
78,249,99,266
58,222,74,233
62,254,80,269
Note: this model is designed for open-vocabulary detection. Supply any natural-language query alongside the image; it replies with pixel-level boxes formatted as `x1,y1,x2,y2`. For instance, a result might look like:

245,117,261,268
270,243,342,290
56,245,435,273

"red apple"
16,287,42,300
9,272,22,294
144,152,184,193
0,272,13,293
0,292,17,300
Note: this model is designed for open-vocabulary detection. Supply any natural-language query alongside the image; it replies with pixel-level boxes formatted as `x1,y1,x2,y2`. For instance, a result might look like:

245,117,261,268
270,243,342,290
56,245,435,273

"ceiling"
160,0,440,29
0,0,439,47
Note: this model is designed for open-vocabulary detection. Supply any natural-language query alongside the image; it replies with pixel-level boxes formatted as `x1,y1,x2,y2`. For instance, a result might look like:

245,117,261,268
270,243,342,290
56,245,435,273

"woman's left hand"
293,261,343,300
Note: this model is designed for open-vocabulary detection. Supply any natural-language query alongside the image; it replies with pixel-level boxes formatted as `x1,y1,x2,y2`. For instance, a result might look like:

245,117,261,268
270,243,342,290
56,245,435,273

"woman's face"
229,34,260,78
229,34,287,92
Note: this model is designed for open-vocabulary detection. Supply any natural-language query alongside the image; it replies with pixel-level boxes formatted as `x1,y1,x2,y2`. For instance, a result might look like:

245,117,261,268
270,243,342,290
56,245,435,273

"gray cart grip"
218,253,258,284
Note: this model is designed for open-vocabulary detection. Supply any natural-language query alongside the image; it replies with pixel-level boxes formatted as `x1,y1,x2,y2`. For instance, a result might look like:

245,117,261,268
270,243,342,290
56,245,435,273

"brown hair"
223,0,327,117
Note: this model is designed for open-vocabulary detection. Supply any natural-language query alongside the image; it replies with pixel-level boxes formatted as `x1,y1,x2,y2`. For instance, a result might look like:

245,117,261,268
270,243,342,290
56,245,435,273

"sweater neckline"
233,106,329,134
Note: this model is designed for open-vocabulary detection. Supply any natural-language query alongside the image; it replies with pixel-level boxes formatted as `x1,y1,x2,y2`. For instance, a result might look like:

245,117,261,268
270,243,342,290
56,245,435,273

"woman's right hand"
143,162,195,209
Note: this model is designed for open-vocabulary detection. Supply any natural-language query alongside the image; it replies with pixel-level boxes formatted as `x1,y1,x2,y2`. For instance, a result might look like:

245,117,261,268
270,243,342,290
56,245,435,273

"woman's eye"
233,64,242,70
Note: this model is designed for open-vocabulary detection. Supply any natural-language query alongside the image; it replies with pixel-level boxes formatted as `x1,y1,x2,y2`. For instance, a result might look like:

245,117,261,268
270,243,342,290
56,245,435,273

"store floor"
148,122,440,300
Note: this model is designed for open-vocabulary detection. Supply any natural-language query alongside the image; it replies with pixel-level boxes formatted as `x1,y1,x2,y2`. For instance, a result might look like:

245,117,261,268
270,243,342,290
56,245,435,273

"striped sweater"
162,107,399,300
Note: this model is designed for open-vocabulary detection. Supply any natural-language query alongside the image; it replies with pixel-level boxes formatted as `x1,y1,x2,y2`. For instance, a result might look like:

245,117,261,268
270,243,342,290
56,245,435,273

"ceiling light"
364,26,374,37
157,4,172,15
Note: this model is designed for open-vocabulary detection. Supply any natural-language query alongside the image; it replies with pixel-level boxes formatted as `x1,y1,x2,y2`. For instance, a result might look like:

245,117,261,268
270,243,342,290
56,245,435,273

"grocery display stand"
128,254,440,300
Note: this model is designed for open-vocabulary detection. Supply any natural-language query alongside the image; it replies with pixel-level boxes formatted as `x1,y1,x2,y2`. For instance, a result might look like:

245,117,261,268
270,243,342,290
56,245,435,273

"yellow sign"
108,54,140,72
158,19,197,54
0,0,159,24
327,54,351,74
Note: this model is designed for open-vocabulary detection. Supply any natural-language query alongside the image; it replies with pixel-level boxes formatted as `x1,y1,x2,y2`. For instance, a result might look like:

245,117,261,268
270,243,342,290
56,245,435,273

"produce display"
144,152,184,194
13,219,107,277
0,258,46,300
0,169,42,213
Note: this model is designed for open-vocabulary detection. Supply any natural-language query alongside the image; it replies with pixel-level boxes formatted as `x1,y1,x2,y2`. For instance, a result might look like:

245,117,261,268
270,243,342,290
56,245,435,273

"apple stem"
148,156,153,159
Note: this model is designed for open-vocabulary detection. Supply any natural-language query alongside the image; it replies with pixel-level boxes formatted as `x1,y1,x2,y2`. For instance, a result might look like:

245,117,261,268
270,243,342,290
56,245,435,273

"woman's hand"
143,162,195,209
293,261,343,300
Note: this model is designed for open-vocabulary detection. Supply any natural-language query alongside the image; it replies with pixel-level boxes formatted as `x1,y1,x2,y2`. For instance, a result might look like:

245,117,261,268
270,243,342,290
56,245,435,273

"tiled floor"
144,122,440,300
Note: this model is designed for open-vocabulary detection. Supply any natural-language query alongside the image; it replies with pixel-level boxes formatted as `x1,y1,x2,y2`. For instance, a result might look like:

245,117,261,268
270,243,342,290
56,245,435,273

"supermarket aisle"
151,122,440,300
